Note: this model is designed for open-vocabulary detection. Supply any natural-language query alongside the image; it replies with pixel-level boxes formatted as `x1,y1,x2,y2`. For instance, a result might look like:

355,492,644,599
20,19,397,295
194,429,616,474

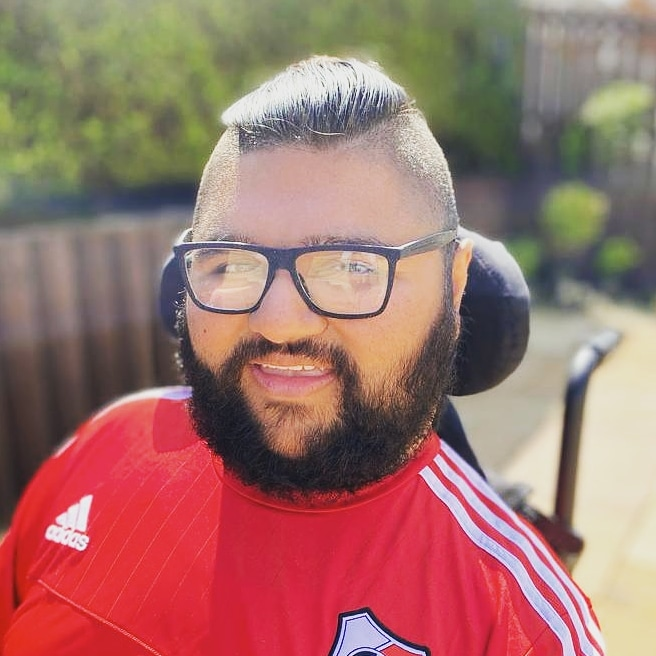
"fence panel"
0,235,53,491
125,228,159,388
0,216,187,525
78,226,128,402
34,230,90,440
0,361,12,522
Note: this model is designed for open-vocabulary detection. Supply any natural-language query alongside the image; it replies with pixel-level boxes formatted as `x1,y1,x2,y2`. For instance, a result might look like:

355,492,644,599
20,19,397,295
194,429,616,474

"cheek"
373,274,446,364
339,298,442,377
389,266,446,332
185,302,246,364
394,254,447,310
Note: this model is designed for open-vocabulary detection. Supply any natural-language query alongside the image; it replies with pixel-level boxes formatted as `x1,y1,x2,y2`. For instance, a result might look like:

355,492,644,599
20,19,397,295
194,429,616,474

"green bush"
539,182,609,257
580,80,655,128
595,237,642,278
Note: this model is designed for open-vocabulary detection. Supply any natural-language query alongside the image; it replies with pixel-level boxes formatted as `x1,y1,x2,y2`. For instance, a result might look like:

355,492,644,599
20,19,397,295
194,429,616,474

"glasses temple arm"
399,229,458,258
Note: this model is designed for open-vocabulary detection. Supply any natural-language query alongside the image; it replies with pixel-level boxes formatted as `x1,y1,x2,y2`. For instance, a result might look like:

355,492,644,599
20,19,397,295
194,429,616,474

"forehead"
192,145,438,246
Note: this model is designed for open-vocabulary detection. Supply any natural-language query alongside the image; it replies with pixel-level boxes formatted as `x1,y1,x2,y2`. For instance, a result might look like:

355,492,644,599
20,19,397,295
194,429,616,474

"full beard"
177,308,458,498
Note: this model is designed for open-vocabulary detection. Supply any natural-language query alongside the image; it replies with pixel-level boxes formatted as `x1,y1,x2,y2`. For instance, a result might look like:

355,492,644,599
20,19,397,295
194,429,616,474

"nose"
248,270,328,344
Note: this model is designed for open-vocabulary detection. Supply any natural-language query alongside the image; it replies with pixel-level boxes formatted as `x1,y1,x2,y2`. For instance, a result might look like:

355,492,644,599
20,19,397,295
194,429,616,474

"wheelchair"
159,227,620,573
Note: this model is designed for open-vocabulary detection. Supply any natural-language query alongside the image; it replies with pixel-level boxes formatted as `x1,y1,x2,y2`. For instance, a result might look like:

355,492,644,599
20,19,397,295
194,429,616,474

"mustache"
176,312,356,388
220,335,353,378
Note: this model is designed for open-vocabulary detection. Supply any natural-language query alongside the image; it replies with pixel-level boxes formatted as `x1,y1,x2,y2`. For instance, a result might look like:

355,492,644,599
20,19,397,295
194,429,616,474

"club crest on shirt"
328,609,430,656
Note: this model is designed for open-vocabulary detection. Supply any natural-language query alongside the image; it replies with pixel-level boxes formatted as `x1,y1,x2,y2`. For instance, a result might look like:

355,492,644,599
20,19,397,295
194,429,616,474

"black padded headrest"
159,230,187,342
452,227,530,396
158,227,530,396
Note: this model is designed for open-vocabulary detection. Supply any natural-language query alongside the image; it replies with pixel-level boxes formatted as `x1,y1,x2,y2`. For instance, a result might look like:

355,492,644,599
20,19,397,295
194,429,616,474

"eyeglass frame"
173,227,458,319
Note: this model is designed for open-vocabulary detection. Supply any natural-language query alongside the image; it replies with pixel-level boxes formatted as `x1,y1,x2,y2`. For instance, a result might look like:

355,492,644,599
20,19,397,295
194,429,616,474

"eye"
306,252,379,277
190,250,264,278
345,259,376,275
218,260,261,274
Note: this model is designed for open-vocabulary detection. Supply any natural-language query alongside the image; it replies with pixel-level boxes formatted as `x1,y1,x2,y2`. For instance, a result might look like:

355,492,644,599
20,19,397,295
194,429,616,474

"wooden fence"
522,8,656,125
522,8,656,286
0,215,188,525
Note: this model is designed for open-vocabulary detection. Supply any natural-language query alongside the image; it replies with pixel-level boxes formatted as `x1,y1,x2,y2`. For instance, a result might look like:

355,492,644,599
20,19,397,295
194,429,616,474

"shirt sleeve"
0,436,79,642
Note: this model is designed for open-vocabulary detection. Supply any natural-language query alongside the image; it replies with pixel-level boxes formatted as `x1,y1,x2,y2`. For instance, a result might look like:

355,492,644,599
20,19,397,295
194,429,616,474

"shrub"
595,237,642,278
539,182,609,257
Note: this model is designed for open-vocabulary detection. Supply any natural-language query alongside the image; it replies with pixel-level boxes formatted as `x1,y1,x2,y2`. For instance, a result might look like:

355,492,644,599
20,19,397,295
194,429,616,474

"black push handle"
554,329,622,528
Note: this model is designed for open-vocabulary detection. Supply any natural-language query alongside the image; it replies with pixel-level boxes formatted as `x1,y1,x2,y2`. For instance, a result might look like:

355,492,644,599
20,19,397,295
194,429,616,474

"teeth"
260,363,322,372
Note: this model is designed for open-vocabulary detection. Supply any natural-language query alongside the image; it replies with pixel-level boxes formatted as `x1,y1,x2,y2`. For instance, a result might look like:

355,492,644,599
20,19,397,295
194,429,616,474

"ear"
451,237,473,313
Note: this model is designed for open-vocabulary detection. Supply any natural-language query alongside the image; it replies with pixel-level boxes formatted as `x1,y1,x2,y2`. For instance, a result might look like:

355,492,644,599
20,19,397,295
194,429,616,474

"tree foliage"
579,79,655,169
0,0,522,221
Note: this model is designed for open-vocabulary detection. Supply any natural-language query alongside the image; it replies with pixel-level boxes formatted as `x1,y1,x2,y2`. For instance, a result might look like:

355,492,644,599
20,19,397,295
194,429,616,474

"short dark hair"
221,56,415,151
195,55,459,230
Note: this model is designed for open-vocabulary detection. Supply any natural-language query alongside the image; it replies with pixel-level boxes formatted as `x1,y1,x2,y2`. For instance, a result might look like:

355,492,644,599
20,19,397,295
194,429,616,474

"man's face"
182,146,471,494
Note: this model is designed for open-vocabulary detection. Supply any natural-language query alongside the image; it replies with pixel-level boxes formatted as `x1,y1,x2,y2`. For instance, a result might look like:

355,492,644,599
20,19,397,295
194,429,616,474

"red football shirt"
0,387,604,655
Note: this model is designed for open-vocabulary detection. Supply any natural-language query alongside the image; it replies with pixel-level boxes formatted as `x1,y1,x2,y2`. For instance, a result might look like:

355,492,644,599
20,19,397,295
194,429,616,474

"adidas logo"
44,494,93,552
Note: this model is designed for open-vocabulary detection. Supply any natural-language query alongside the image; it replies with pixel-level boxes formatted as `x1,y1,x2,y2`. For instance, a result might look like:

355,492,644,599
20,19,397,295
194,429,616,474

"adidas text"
44,525,90,551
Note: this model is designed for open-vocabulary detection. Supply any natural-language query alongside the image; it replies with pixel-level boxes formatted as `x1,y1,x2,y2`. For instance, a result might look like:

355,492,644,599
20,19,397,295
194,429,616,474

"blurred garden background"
1,0,655,523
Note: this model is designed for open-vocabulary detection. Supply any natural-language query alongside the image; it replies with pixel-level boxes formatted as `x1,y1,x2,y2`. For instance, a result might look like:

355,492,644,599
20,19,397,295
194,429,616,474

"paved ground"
492,297,656,655
455,304,606,470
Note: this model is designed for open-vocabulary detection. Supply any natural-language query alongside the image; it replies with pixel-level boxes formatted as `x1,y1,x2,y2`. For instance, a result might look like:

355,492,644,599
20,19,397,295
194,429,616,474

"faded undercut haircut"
195,55,460,232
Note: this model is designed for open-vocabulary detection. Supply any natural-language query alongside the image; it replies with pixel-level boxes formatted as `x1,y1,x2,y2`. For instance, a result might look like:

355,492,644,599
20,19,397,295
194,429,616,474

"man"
0,56,603,655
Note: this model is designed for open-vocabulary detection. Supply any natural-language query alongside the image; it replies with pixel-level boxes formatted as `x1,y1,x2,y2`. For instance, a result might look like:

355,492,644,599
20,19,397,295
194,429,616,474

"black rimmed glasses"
173,228,457,319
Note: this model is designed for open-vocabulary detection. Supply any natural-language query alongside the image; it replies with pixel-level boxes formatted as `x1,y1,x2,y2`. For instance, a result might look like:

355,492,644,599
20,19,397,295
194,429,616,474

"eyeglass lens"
183,247,390,315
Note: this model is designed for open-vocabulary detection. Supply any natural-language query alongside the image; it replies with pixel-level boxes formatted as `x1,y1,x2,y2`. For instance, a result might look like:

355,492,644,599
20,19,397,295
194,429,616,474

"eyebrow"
306,235,388,247
195,232,389,247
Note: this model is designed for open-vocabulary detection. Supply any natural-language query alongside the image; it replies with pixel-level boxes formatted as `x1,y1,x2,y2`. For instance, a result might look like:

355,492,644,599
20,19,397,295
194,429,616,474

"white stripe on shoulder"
90,386,191,424
419,444,603,656
438,444,604,653
420,465,575,654
53,434,78,458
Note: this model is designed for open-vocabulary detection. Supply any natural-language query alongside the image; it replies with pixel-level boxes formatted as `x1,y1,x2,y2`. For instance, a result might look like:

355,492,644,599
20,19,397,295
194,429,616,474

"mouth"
248,360,336,397
258,362,328,376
